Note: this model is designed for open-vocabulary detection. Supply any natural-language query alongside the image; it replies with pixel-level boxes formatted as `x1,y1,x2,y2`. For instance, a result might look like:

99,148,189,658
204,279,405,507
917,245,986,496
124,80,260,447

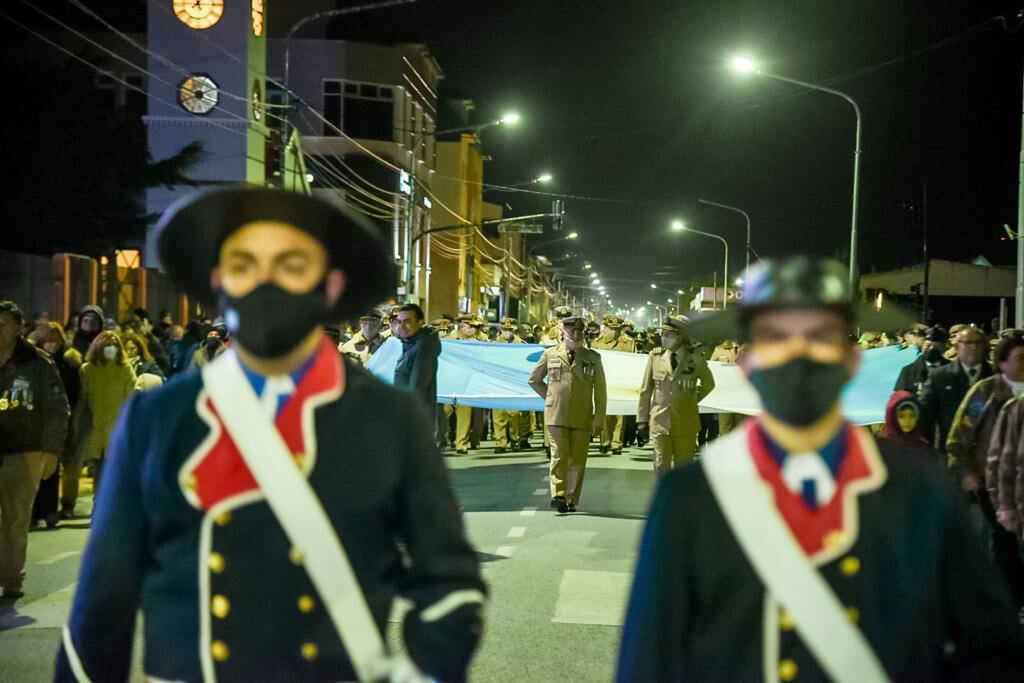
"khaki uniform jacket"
987,397,1024,516
528,344,607,430
340,331,384,365
636,347,714,436
592,333,636,353
947,374,1015,483
494,335,524,344
540,329,561,346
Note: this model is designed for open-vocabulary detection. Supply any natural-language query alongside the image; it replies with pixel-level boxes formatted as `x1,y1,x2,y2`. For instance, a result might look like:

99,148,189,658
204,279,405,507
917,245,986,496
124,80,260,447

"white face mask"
103,346,118,361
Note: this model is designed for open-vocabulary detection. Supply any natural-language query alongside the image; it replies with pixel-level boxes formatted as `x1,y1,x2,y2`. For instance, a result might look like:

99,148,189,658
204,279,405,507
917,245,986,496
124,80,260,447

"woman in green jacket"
79,331,135,498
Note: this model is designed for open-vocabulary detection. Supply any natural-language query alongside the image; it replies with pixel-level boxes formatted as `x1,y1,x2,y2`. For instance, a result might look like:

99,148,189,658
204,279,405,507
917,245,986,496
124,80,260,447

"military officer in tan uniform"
339,310,385,365
492,317,526,453
529,317,607,513
637,316,715,475
592,315,637,454
452,314,483,454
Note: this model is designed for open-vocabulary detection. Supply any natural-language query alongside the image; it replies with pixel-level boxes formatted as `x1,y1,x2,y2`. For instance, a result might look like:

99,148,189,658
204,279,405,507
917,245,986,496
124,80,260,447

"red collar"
746,419,878,560
181,338,345,510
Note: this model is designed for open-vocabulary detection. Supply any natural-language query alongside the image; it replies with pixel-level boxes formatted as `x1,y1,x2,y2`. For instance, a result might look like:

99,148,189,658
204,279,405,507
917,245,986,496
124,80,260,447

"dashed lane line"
36,551,81,565
520,507,537,516
507,527,526,538
495,546,516,557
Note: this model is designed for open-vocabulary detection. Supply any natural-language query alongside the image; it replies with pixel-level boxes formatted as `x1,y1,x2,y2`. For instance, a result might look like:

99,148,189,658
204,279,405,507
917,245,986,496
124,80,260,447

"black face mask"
923,346,943,363
747,356,849,427
219,281,329,358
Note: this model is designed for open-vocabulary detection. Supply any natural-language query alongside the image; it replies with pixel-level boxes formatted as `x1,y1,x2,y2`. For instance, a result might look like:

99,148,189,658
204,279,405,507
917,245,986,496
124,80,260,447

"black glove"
404,601,483,682
637,422,649,443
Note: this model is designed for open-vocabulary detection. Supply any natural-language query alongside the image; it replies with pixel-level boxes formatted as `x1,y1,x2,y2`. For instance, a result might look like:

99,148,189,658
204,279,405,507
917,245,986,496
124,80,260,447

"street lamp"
528,231,579,257
729,55,861,293
698,198,752,276
674,221,729,310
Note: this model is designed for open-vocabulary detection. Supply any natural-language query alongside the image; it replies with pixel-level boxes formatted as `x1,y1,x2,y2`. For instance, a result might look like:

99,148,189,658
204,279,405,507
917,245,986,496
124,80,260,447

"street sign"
497,222,544,234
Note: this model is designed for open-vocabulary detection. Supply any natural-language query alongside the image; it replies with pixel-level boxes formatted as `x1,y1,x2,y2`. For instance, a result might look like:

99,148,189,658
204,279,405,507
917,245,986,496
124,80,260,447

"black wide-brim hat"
685,256,915,342
155,186,393,320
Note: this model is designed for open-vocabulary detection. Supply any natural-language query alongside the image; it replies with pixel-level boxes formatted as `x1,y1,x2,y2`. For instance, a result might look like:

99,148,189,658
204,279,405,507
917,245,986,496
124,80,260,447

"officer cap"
155,186,391,319
552,306,574,319
923,326,948,344
359,310,383,322
471,317,487,328
455,314,475,324
684,256,913,341
659,315,690,333
604,316,624,329
501,317,518,329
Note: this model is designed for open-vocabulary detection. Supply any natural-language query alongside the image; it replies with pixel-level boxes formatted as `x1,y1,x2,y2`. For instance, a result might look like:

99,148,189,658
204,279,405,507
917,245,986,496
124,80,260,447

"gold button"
215,510,232,526
294,452,307,469
300,642,319,661
289,546,304,566
208,552,225,574
211,640,230,662
840,556,861,577
846,606,860,623
186,474,198,491
298,595,316,613
779,609,796,631
211,594,231,619
779,658,798,681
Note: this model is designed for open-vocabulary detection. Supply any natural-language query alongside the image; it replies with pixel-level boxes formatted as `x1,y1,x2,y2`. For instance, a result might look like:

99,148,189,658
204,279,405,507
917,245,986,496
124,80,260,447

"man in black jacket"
0,300,68,602
919,325,993,452
618,257,1023,681
893,325,949,397
393,303,441,415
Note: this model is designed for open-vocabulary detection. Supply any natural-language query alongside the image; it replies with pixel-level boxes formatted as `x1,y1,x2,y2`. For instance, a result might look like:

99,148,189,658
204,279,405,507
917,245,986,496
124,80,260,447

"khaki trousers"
547,426,590,505
652,433,698,476
455,406,482,451
492,410,521,448
601,414,624,450
0,452,45,591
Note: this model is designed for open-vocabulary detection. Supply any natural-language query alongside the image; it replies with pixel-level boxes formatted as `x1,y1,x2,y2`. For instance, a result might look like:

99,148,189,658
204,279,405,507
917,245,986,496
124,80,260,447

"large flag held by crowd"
367,338,918,424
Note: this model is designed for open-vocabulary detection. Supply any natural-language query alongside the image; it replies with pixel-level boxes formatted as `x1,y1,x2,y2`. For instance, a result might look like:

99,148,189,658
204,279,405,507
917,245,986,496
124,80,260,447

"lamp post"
672,221,729,310
698,197,751,276
730,56,861,294
528,231,578,258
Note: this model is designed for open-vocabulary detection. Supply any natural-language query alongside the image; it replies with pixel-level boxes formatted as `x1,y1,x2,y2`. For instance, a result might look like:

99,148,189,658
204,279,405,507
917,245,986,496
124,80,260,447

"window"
322,79,395,141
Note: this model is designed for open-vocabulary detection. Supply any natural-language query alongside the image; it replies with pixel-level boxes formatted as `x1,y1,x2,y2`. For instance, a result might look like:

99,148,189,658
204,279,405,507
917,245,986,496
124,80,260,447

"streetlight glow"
671,220,686,232
735,277,744,286
650,283,657,289
499,112,521,125
677,289,684,295
567,232,579,239
536,173,553,183
730,56,758,74
583,263,592,269
593,279,601,286
589,272,598,279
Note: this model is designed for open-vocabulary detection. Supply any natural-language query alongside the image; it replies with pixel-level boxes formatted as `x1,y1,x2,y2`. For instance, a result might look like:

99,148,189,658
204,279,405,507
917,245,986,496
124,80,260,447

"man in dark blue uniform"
55,187,485,682
618,257,1023,681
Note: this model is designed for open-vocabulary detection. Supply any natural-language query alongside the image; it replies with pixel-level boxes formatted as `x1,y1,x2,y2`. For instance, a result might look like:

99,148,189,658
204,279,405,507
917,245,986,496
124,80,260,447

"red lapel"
187,338,343,510
746,420,873,557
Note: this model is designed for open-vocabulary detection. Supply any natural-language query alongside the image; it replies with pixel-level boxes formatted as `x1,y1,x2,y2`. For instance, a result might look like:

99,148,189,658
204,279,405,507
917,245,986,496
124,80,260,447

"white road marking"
552,570,632,626
542,475,551,482
495,546,516,557
533,488,547,496
506,526,526,538
36,551,81,565
520,507,537,516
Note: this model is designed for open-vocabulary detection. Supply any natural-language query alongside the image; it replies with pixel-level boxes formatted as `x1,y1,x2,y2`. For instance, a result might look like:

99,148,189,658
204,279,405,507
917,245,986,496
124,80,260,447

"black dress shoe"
612,448,622,455
550,496,568,513
455,449,468,455
567,503,577,513
599,446,609,454
495,447,506,454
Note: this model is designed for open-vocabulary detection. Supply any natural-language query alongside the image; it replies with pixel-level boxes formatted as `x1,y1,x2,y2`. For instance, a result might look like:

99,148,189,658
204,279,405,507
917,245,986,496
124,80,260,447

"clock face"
173,0,225,30
179,75,219,115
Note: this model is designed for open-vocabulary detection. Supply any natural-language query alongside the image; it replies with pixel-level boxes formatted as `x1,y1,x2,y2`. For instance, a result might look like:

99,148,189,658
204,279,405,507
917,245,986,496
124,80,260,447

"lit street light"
536,173,553,183
650,283,657,289
730,55,861,293
673,220,729,310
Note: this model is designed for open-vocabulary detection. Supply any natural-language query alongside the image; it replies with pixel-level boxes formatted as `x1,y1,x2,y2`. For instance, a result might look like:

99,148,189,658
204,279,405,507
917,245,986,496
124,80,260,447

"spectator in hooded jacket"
67,305,104,366
78,332,136,500
393,303,441,415
879,391,934,454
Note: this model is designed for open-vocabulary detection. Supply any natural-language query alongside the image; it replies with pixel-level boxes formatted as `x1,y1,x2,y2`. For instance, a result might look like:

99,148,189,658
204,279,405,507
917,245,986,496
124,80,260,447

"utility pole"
1017,56,1024,327
922,183,930,324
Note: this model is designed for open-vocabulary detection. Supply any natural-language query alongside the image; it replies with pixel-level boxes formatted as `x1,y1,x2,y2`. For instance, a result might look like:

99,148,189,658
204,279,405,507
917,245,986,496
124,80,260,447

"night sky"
354,0,1024,311
6,0,1024,313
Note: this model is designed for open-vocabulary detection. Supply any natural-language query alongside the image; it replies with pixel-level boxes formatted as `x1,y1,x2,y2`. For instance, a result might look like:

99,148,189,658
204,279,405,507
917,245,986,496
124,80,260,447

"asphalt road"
0,441,659,682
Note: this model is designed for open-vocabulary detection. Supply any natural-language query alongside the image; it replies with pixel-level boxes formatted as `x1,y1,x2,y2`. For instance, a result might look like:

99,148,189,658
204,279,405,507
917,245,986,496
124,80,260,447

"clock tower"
145,0,269,264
